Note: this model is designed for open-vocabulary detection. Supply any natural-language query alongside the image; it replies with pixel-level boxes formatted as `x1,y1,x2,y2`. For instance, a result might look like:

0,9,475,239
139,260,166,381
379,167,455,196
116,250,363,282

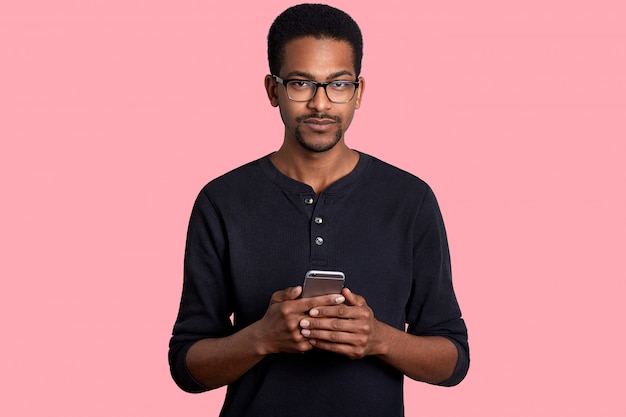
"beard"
294,114,344,153
294,127,343,152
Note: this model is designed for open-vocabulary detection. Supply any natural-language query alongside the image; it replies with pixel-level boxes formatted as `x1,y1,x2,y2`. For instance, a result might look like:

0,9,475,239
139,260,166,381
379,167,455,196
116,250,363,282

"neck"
270,141,359,195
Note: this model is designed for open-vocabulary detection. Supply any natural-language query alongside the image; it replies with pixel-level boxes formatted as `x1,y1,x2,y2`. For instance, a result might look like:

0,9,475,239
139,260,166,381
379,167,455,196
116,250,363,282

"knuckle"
287,321,300,332
278,304,291,317
270,291,281,302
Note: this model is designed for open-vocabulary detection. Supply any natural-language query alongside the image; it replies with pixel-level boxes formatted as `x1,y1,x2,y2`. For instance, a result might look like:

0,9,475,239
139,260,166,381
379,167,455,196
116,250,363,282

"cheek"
342,107,357,128
278,105,292,127
278,102,303,126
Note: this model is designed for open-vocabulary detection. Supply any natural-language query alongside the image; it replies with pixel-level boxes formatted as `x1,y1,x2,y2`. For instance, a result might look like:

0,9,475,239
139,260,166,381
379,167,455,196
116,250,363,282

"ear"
354,76,365,109
264,75,279,107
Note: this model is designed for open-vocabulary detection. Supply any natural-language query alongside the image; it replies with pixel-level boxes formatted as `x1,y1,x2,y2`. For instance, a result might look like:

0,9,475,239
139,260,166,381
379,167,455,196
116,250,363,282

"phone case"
302,270,345,297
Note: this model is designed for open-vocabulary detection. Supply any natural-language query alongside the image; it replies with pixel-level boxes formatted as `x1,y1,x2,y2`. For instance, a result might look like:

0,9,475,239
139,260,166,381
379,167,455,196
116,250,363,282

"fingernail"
336,296,345,303
301,329,311,337
309,309,319,316
300,319,310,328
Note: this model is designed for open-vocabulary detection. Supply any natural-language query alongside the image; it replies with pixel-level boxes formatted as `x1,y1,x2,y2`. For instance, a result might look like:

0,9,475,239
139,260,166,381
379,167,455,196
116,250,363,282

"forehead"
281,37,355,79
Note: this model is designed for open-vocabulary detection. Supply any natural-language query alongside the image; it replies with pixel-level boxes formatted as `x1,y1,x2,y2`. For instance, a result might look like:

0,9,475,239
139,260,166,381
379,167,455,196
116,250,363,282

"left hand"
299,288,385,359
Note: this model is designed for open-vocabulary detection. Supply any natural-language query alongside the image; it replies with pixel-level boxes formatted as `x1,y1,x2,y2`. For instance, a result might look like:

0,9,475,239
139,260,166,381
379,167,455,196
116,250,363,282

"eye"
329,81,352,90
289,80,315,90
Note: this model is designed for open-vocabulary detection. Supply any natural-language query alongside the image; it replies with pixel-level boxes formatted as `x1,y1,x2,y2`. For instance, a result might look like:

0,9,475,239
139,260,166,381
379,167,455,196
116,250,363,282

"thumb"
342,287,366,306
270,286,302,304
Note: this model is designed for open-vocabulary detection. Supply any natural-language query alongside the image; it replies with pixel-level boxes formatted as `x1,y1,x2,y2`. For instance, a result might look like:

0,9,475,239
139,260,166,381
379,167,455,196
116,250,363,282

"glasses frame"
272,75,360,104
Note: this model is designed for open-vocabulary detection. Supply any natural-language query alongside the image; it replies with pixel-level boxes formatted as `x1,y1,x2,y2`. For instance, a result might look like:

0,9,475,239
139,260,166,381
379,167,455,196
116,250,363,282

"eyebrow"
284,70,355,80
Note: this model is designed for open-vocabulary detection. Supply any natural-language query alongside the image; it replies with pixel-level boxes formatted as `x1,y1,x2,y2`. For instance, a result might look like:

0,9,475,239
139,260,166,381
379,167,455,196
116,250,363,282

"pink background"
2,0,625,415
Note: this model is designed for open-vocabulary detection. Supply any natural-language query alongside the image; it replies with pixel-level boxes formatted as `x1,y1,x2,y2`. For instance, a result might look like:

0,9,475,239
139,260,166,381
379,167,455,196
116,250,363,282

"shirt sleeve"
405,187,470,386
168,187,234,393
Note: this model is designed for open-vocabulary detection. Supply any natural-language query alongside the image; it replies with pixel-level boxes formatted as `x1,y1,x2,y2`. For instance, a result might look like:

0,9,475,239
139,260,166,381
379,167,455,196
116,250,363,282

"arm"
299,288,459,384
299,188,469,385
184,287,347,390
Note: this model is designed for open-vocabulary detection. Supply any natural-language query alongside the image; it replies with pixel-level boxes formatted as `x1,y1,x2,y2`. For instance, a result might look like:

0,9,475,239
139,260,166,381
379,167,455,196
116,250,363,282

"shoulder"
207,157,264,187
359,153,434,200
187,156,274,216
198,156,269,199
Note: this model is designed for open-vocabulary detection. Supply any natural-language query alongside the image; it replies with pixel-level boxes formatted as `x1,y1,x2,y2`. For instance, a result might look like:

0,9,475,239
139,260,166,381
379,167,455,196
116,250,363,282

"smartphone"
301,270,345,298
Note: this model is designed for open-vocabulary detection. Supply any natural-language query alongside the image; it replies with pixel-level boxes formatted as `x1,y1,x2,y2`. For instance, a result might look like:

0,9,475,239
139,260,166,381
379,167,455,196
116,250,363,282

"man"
169,4,469,416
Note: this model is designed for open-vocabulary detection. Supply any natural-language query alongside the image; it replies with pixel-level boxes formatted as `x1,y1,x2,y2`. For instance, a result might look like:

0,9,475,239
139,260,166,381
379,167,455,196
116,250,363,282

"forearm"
184,286,331,389
374,322,458,385
186,321,266,390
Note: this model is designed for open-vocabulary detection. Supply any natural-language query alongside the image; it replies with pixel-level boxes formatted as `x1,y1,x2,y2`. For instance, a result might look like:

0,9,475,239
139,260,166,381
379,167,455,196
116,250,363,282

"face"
265,37,365,153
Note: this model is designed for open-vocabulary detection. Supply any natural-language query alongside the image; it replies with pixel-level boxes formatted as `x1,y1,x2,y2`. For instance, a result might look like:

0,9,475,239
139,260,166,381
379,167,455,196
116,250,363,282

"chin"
295,130,343,153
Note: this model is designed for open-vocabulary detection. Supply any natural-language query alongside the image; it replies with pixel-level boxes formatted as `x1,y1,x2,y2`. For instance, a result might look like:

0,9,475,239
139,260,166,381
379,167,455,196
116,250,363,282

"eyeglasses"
272,75,359,104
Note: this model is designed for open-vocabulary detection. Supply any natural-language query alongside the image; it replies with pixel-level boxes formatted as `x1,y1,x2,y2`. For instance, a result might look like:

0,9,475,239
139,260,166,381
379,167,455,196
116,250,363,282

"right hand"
255,286,345,355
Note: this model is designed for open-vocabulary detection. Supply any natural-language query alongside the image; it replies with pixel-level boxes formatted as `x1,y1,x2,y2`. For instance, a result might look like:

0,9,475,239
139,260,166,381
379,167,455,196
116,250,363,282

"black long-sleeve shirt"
169,153,469,416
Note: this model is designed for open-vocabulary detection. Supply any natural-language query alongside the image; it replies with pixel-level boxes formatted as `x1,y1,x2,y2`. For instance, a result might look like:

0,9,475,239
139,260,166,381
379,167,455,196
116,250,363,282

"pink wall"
2,1,625,415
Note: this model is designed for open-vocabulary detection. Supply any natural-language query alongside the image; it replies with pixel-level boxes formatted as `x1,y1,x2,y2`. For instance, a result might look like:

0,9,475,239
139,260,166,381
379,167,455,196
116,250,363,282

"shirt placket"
302,193,330,267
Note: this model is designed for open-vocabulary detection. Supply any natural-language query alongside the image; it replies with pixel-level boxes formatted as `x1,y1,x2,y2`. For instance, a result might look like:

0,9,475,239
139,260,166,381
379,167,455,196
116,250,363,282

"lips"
304,119,336,132
297,113,341,123
305,118,336,125
299,115,340,132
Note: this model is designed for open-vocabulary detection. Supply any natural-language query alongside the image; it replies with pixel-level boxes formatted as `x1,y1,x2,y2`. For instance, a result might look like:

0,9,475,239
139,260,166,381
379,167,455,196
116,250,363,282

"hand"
256,286,346,355
299,288,384,359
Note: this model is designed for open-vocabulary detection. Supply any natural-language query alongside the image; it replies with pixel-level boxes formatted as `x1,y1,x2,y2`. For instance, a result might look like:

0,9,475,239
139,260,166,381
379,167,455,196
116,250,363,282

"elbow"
435,338,470,387
169,342,210,394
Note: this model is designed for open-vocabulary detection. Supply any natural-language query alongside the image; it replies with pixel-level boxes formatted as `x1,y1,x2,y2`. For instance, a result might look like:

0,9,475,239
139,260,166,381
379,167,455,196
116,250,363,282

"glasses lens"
286,81,316,101
286,81,357,103
326,82,357,103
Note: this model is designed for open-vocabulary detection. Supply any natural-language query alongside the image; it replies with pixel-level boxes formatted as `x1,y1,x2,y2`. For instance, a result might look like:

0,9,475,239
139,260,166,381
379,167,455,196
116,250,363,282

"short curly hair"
268,4,364,77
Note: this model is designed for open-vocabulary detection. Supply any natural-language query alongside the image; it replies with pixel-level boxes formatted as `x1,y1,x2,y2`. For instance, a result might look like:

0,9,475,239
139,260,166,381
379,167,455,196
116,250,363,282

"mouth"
300,115,340,132
305,118,336,125
304,120,335,133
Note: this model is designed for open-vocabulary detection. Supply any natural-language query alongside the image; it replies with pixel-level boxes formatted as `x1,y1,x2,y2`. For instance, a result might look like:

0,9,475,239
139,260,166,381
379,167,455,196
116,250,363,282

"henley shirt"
169,152,469,417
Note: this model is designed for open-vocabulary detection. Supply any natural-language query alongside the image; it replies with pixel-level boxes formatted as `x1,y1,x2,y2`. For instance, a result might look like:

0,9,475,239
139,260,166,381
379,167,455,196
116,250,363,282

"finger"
300,317,346,333
303,328,344,342
303,316,372,335
342,287,366,306
309,304,370,320
305,328,369,344
302,293,345,310
292,333,316,353
270,286,302,304
307,338,368,359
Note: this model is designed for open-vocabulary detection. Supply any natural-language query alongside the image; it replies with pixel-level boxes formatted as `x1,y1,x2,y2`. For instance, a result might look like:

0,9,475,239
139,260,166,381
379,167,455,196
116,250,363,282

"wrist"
371,321,395,357
250,320,272,356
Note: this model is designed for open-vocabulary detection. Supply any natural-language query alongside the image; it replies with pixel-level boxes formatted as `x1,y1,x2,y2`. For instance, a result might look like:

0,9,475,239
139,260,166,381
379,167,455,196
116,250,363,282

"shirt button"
304,197,314,205
314,217,323,224
315,236,324,246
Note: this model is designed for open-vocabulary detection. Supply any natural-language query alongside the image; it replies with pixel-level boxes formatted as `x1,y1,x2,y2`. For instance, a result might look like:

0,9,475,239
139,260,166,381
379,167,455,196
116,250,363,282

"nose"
307,85,332,112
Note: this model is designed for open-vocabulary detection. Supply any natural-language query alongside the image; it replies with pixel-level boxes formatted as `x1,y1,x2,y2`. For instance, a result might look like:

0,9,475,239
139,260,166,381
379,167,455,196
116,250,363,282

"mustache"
296,113,342,123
